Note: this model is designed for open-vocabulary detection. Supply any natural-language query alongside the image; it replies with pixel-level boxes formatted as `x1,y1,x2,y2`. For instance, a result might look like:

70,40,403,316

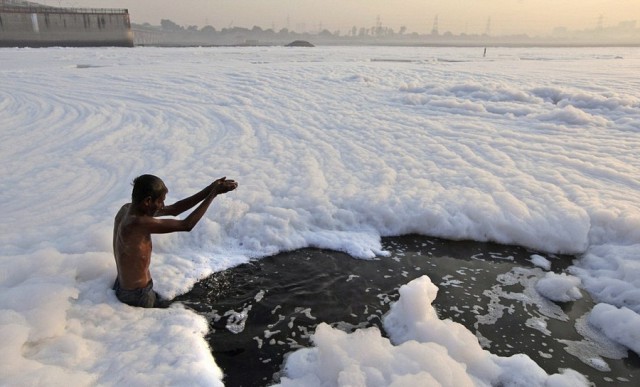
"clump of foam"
588,303,640,355
535,272,582,302
530,254,551,270
559,313,628,372
278,276,589,386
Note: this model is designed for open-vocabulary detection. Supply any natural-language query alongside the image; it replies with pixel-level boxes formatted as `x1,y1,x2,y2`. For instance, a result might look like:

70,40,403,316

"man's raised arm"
142,177,237,234
157,177,234,217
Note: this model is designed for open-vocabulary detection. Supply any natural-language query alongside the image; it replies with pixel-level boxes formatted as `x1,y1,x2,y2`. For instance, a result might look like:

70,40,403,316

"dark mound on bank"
285,40,314,47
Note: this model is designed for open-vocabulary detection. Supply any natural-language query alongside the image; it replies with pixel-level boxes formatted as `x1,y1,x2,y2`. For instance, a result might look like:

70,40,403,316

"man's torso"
113,204,153,289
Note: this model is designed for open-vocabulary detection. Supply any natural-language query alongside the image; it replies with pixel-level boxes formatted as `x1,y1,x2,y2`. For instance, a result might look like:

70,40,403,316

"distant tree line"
149,19,420,42
131,18,640,47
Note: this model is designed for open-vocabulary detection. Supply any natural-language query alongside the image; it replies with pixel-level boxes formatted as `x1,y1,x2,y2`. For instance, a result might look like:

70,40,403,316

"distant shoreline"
135,42,640,48
4,41,638,49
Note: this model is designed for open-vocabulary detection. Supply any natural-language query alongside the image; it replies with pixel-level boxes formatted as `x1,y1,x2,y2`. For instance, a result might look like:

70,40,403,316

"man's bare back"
113,203,154,289
112,175,237,307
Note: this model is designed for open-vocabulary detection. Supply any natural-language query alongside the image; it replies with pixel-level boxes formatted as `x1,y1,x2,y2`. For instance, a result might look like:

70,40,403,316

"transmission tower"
431,15,439,35
484,17,491,35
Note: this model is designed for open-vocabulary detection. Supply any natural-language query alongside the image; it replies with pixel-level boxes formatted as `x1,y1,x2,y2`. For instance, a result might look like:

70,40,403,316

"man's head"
131,174,168,206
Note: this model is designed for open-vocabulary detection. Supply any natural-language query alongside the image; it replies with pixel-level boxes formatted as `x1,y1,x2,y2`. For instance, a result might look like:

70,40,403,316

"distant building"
0,0,133,47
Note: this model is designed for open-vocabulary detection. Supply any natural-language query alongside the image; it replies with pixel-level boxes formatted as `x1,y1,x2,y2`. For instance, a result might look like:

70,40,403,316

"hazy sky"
52,1,640,35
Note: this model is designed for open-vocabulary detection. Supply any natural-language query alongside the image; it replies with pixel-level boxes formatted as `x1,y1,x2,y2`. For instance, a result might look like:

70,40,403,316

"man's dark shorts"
112,278,170,308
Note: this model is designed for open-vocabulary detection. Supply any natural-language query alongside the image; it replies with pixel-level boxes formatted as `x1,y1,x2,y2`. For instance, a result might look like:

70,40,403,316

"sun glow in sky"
53,0,640,36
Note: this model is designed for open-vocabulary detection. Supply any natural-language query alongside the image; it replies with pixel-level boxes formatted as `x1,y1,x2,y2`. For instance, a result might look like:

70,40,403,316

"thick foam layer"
2,46,640,384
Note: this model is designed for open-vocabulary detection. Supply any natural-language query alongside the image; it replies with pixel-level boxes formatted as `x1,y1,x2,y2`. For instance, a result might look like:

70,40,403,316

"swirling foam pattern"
1,46,640,385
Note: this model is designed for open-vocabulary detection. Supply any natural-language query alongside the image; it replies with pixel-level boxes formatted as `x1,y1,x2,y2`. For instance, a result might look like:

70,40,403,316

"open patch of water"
175,235,640,386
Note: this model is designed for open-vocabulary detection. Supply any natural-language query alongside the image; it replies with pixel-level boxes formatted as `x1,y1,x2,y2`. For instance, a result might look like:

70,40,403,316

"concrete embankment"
0,5,133,47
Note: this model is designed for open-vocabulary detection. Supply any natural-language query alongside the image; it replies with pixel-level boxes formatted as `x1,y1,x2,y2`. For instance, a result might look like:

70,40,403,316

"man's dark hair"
131,174,168,204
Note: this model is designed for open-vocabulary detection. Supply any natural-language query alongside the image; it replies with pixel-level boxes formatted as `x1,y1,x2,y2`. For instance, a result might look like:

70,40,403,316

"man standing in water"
112,174,238,308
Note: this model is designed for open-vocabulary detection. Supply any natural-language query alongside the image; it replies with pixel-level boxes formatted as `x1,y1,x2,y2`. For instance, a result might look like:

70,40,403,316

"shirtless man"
112,174,238,308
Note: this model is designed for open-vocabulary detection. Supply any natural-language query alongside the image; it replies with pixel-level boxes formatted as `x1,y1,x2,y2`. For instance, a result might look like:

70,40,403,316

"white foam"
530,254,551,270
279,276,590,386
2,46,640,384
535,272,583,303
559,313,628,371
588,303,640,355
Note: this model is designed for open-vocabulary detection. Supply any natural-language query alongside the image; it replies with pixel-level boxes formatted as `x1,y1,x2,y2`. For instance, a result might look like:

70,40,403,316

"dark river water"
174,235,640,386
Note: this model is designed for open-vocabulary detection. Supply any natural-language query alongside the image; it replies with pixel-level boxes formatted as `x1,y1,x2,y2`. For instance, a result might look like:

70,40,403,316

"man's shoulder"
115,203,131,220
115,205,151,235
121,206,155,227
